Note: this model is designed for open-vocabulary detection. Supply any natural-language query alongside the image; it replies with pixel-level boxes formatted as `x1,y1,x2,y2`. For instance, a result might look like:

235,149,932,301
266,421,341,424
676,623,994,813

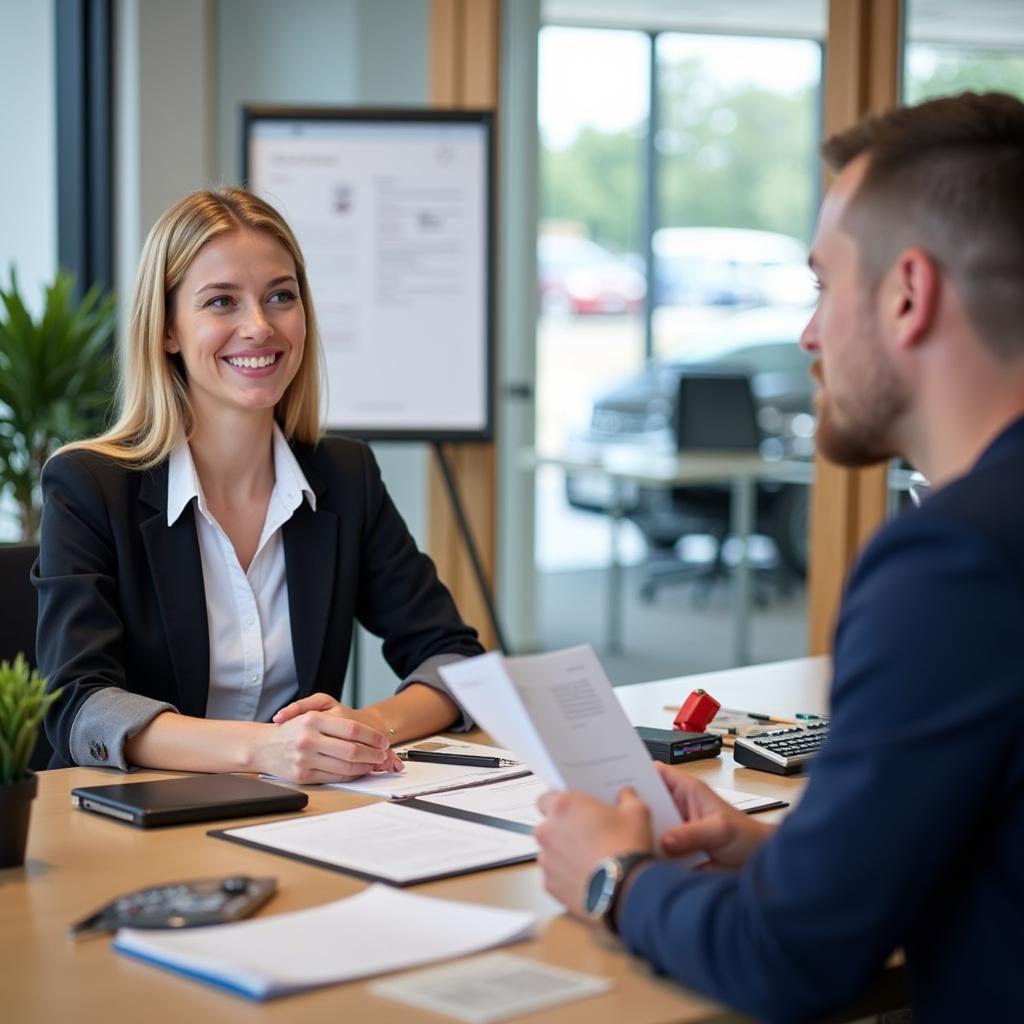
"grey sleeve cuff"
69,689,179,770
396,653,475,732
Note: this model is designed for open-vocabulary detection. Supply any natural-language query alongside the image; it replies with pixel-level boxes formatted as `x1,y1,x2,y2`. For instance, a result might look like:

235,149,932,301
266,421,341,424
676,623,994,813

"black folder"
72,774,308,828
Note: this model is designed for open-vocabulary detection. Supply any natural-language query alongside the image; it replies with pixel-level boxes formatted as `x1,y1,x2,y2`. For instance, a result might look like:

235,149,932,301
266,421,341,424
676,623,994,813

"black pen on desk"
403,750,519,769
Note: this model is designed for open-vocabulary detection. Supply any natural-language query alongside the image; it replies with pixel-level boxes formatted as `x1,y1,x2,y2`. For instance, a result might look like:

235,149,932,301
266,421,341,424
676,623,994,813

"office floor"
536,561,808,688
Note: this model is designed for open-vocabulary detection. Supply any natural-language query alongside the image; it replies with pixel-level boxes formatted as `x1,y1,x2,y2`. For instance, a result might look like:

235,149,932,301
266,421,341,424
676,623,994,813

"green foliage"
541,55,818,254
905,48,1024,106
0,655,58,784
0,269,116,539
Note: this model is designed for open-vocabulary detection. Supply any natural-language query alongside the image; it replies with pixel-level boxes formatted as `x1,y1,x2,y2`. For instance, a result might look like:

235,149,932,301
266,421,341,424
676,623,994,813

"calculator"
69,876,277,937
733,720,829,775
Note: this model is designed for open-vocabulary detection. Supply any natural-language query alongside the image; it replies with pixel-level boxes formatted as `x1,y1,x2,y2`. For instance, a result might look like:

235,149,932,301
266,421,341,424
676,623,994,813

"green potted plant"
0,654,59,867
0,268,116,540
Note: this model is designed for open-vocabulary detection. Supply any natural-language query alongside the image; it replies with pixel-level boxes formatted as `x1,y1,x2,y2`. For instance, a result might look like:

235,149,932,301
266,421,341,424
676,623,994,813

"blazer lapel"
283,454,339,698
138,465,211,718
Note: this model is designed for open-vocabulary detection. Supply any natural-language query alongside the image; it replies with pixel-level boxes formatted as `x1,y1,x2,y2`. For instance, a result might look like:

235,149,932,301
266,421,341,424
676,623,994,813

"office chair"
635,370,785,605
0,542,51,770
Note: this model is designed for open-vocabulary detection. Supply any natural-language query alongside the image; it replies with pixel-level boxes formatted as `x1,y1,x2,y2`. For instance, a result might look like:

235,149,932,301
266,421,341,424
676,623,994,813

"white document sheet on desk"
325,738,527,799
220,802,537,884
114,884,536,1001
440,646,683,838
416,774,784,828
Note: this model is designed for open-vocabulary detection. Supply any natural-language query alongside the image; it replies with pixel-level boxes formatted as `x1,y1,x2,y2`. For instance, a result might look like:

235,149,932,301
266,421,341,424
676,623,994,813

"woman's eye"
268,289,297,304
205,295,235,309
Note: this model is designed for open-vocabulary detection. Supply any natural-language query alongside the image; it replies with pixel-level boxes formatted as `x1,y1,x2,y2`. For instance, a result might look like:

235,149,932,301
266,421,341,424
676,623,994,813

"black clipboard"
208,802,536,887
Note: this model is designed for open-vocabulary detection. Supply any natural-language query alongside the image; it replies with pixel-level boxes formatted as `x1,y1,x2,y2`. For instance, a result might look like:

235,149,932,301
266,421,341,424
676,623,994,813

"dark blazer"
619,417,1024,1022
34,436,483,768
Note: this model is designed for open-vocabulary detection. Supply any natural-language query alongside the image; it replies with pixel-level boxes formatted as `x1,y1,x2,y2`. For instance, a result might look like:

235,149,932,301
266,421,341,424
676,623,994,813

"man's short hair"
822,91,1024,359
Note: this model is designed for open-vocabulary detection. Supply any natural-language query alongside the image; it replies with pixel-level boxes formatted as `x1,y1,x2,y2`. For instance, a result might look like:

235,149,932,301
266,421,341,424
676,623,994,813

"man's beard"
811,356,907,468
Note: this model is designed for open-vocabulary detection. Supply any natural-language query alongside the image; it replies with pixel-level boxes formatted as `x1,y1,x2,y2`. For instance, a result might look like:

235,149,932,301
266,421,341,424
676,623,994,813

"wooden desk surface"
4,659,829,1024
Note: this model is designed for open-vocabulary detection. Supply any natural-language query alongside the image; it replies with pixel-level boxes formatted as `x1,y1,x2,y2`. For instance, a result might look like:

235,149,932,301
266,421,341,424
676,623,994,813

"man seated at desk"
536,91,1024,1021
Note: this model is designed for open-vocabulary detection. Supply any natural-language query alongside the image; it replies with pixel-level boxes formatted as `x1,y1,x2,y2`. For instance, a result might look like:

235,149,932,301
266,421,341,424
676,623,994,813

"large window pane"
537,27,649,459
653,33,820,361
904,2,1024,102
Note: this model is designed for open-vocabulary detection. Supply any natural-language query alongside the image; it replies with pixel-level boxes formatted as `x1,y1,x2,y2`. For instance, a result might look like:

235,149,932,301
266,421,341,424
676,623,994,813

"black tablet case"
72,774,308,828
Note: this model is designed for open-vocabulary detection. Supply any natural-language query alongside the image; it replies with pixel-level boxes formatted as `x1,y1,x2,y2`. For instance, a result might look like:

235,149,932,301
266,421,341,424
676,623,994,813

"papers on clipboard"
409,774,786,832
114,884,536,1001
324,737,528,800
211,801,537,885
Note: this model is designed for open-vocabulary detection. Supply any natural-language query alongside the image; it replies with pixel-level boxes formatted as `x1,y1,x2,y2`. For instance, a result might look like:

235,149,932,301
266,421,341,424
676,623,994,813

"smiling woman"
32,188,483,781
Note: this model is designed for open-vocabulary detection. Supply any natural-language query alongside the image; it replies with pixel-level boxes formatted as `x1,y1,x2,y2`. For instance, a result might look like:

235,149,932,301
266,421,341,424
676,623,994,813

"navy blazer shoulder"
34,436,482,767
618,418,1024,1022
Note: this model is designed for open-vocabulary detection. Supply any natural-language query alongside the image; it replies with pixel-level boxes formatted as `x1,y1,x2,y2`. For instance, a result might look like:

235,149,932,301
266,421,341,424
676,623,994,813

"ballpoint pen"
403,750,520,769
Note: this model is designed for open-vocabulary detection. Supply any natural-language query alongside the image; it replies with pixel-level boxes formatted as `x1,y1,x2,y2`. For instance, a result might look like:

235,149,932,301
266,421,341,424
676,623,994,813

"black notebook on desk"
72,774,308,828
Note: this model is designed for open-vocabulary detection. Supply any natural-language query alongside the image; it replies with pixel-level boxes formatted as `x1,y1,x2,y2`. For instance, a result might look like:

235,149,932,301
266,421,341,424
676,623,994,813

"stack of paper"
326,737,528,800
213,801,537,885
114,884,536,1000
439,646,685,838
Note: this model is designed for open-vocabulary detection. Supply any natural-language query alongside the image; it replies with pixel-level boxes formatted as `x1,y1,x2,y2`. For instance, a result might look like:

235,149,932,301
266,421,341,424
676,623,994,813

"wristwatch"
583,851,653,932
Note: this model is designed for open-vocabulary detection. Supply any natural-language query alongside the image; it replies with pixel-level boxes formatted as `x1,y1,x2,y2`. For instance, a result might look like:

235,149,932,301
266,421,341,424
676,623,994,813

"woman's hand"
258,701,402,783
654,761,774,870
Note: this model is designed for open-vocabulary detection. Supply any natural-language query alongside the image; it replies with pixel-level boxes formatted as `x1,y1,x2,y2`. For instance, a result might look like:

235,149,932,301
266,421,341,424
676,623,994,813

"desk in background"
7,658,906,1023
524,446,913,665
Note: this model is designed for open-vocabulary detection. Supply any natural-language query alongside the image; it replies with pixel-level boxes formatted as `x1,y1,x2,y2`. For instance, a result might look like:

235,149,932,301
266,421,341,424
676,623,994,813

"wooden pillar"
428,0,501,650
807,0,902,654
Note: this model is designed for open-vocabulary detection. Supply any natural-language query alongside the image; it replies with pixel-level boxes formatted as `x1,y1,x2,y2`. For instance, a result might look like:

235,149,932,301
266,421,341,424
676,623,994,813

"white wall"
0,0,56,310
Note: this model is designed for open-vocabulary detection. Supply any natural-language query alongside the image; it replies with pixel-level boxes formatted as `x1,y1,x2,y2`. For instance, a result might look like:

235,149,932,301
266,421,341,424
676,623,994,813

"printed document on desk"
212,802,537,885
439,646,683,838
325,737,528,799
411,774,785,831
114,883,536,1001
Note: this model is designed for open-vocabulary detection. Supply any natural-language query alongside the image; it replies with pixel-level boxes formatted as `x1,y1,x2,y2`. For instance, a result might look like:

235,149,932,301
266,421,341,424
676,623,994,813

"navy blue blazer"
619,418,1024,1021
35,436,483,768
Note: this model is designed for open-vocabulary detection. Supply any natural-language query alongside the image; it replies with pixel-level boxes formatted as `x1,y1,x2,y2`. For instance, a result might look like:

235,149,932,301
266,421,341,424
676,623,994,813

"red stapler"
673,688,721,732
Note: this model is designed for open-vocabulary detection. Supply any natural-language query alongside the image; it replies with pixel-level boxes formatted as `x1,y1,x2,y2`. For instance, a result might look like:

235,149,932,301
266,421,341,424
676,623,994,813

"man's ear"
889,247,939,351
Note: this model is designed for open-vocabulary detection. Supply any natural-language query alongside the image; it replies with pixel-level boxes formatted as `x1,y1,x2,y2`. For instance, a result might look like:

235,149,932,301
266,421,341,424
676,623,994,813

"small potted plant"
0,654,59,867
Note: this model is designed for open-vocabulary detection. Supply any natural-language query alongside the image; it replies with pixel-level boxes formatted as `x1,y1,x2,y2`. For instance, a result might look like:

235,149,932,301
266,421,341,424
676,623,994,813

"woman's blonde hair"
62,187,323,467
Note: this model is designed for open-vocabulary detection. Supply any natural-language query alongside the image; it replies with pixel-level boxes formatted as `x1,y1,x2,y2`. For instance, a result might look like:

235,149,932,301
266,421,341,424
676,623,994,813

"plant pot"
0,772,38,868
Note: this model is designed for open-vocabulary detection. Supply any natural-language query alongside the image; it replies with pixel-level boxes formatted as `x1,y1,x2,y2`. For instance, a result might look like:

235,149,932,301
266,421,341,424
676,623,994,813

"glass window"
537,27,649,460
653,33,821,362
904,3,1024,102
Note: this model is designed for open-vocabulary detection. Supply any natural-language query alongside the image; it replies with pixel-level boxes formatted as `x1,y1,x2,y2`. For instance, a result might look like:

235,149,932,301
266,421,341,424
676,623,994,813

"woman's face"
165,229,306,423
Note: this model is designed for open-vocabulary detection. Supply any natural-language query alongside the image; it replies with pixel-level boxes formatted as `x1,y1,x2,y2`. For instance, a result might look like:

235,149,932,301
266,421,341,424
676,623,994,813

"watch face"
584,861,616,920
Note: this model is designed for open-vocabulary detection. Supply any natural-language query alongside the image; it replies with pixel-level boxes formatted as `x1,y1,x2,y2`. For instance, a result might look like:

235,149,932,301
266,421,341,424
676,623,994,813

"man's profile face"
800,155,909,467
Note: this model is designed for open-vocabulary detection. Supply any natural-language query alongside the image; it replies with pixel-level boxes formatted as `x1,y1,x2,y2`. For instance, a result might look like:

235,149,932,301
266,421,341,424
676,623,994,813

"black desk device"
636,726,722,764
733,720,830,775
71,774,308,827
69,876,277,937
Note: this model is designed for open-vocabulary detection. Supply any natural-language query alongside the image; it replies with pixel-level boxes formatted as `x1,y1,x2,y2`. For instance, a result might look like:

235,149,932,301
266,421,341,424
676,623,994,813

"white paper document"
217,802,537,884
114,884,536,1001
325,737,528,799
416,775,547,828
440,646,684,838
370,952,612,1023
415,774,785,829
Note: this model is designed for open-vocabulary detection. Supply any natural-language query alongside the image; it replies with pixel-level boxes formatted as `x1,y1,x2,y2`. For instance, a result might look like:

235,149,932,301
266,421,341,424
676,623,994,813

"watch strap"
604,851,654,933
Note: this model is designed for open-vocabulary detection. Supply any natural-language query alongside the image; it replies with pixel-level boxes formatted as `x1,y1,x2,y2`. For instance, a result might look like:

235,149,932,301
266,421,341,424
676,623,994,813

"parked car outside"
564,306,817,576
653,227,816,308
538,233,646,316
